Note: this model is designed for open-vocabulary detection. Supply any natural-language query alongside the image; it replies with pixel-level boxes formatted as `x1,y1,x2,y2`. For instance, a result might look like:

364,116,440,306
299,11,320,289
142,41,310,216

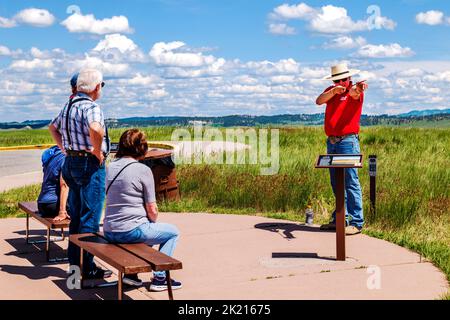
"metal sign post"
369,155,377,217
316,154,363,261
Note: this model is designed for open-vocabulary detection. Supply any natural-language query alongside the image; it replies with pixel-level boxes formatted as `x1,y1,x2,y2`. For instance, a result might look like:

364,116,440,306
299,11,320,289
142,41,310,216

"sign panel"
315,154,363,168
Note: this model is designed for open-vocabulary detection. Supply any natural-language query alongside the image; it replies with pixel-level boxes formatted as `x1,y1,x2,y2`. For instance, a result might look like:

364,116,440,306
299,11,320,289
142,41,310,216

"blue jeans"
62,156,106,274
104,221,180,278
327,135,364,228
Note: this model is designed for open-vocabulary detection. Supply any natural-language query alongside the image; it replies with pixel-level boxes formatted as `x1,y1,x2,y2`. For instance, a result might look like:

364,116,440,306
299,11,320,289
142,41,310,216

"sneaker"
84,267,113,280
149,276,182,292
345,225,362,235
320,222,336,230
123,274,143,287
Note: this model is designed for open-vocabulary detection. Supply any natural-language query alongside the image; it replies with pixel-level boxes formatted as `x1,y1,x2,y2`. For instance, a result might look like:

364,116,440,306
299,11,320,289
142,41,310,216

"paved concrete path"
0,215,447,300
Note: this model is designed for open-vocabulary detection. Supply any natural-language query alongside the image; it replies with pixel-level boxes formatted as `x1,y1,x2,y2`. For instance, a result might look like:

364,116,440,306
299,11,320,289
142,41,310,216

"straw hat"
323,63,360,81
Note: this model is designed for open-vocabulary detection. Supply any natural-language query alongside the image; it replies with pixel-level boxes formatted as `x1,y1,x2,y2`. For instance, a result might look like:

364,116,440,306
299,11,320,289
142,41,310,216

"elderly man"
49,68,111,279
315,63,368,235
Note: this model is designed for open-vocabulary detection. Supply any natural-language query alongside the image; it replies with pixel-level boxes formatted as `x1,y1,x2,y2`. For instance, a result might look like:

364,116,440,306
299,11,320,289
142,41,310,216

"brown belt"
328,134,358,144
66,150,95,157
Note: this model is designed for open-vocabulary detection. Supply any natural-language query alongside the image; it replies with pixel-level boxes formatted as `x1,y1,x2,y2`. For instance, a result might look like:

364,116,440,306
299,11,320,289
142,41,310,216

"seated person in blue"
103,129,182,291
37,145,70,221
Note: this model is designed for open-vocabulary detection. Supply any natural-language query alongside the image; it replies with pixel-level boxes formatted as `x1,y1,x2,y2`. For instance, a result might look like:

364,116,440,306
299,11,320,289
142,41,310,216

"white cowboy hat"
323,63,360,81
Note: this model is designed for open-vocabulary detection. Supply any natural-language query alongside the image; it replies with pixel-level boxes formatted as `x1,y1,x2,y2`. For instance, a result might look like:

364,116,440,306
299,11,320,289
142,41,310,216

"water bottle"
305,206,314,225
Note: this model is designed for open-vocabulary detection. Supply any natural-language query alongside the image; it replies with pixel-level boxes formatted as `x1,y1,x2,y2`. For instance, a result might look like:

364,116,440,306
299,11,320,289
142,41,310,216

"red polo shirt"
323,84,364,137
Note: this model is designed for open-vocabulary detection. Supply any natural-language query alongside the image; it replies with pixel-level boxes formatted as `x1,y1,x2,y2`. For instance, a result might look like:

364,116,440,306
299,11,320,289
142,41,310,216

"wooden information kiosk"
315,154,363,261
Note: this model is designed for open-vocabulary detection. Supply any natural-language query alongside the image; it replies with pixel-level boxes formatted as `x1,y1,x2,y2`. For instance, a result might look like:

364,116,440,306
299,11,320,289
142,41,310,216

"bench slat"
96,232,182,271
117,244,182,271
70,233,153,274
19,201,70,229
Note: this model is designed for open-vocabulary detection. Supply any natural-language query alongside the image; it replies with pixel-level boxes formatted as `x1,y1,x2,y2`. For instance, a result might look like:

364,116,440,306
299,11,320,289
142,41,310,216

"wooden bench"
18,201,70,262
70,232,183,300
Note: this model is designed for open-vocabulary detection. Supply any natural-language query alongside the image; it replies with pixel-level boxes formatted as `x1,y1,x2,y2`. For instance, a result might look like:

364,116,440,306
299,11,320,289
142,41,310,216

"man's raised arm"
316,86,346,105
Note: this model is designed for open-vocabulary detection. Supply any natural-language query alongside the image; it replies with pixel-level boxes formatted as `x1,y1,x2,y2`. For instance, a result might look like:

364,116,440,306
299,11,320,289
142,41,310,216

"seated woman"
103,129,182,291
37,145,70,221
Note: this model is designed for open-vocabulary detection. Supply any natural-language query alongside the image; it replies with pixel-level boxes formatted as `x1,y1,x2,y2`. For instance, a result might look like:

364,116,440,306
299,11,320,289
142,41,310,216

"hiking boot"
123,274,143,287
84,267,113,280
345,225,362,235
149,276,182,292
320,222,336,230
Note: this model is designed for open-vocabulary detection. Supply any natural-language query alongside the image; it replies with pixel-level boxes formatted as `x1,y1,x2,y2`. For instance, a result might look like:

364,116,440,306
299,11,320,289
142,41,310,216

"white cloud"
310,5,368,33
270,3,316,20
416,10,444,25
126,73,159,86
423,70,450,82
0,17,17,28
93,34,138,53
149,41,221,68
234,75,259,85
246,58,300,75
0,80,36,95
373,16,397,30
14,8,55,27
268,23,296,35
10,58,54,71
0,45,11,56
72,56,130,77
270,75,297,84
356,43,415,58
30,47,46,59
323,36,367,49
269,3,396,35
145,89,169,99
222,84,272,94
396,68,425,77
61,13,133,34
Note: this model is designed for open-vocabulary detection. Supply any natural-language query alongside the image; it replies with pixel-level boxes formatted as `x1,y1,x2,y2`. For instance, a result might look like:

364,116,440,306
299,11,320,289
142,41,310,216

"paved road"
0,142,250,192
0,150,43,192
0,150,43,178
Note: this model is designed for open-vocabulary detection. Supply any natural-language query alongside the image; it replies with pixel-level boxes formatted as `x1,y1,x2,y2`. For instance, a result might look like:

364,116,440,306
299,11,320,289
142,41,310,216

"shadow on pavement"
0,264,66,280
271,252,336,261
4,237,67,265
51,278,137,300
254,222,333,239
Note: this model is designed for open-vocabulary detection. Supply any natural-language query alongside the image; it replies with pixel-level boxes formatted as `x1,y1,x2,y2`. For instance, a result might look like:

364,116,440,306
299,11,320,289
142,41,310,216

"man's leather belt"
328,134,358,144
66,150,95,157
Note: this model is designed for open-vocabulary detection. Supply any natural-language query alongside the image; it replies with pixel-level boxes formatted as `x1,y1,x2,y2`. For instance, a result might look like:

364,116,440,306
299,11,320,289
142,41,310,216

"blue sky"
1,0,450,121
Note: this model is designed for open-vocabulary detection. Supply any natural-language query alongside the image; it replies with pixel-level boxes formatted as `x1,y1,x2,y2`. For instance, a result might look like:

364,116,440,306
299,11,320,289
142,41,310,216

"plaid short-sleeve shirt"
51,92,110,154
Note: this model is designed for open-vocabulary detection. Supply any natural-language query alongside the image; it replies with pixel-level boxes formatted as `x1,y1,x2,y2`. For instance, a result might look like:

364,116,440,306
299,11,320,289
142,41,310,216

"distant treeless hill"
1,109,449,130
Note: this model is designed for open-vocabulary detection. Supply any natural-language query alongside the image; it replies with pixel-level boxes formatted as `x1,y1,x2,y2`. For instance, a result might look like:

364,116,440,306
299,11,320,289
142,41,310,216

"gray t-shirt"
103,157,156,233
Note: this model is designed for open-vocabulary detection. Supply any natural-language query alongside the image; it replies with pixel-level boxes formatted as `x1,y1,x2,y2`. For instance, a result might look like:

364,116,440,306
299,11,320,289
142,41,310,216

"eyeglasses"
101,82,105,88
333,77,349,84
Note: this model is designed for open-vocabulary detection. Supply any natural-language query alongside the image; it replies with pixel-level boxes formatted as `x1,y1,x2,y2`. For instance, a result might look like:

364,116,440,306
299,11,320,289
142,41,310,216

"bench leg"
118,271,123,301
46,228,50,261
166,270,174,300
61,228,65,241
80,248,84,289
25,213,30,244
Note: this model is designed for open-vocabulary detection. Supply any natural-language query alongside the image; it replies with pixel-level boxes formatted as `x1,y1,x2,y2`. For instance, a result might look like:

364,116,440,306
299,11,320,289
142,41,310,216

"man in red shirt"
316,63,368,235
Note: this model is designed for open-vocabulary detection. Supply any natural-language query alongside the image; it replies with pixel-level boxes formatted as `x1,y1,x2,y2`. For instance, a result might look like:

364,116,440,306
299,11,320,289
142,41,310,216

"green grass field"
0,126,449,298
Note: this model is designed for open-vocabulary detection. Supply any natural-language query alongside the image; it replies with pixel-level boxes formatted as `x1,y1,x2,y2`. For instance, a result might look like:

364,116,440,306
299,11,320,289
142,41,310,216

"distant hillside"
398,108,450,117
1,111,449,130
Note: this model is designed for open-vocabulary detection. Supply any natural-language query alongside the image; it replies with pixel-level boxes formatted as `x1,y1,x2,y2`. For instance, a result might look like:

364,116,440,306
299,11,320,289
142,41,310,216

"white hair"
76,68,103,93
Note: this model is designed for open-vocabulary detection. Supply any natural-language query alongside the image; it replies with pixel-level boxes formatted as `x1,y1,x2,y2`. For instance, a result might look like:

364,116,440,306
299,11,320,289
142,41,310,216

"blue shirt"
37,146,65,204
51,92,110,154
